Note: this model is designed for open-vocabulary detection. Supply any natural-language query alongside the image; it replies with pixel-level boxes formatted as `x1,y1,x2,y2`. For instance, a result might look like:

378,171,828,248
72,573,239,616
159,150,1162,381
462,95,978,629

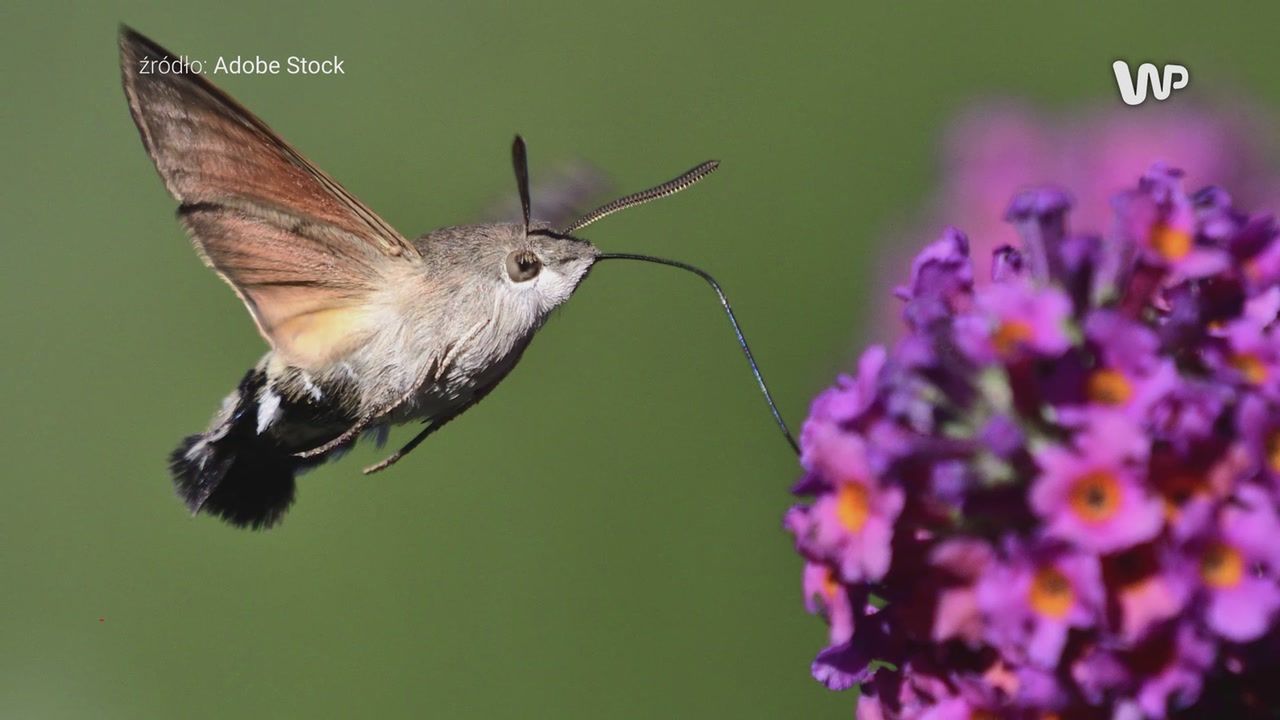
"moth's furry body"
122,27,716,529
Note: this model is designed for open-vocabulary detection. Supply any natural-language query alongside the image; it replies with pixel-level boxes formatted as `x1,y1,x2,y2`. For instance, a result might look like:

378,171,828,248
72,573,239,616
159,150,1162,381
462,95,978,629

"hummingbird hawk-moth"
120,26,794,530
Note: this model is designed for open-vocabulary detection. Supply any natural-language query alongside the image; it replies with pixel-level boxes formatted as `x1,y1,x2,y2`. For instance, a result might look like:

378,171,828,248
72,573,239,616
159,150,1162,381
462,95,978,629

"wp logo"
1112,61,1189,106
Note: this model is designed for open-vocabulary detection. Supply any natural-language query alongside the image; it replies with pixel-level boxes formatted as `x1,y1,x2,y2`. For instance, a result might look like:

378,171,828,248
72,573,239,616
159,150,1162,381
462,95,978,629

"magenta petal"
810,646,867,691
918,697,979,720
1025,619,1070,668
1207,580,1280,642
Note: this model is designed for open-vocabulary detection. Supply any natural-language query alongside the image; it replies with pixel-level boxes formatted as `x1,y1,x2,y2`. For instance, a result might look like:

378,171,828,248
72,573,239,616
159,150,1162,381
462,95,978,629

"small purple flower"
976,539,1104,668
1115,165,1193,261
803,561,855,644
1030,411,1162,553
1216,288,1280,397
1005,187,1073,282
1180,484,1280,642
955,279,1073,362
789,429,904,583
895,229,974,331
1077,311,1181,417
811,606,895,691
805,480,903,584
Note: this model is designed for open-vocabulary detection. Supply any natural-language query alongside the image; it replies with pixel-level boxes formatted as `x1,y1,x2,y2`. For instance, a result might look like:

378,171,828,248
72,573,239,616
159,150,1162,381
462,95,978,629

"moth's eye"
505,250,542,283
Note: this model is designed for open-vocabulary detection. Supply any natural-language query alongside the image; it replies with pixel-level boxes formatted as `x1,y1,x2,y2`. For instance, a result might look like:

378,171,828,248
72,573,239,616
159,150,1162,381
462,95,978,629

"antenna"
561,161,719,235
595,252,799,455
511,135,532,235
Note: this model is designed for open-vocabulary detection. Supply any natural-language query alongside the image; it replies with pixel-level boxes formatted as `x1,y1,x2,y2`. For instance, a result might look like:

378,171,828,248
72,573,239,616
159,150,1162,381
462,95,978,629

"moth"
120,27,794,529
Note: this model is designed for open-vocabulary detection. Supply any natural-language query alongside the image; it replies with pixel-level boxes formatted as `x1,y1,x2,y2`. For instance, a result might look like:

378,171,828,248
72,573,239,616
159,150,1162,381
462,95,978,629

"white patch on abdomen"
256,388,282,434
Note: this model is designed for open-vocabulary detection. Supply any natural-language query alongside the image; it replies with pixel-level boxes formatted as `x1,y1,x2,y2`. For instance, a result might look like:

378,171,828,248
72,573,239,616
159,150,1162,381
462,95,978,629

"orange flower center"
970,712,1000,720
1232,353,1268,384
1029,567,1075,619
1200,542,1245,589
1150,223,1192,261
820,567,841,601
1086,368,1134,405
836,483,870,533
993,320,1034,356
1267,431,1280,474
1068,470,1122,523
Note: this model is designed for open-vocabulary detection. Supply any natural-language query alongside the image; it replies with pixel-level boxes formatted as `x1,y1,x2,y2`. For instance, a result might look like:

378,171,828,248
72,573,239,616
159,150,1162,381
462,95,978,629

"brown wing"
119,26,419,369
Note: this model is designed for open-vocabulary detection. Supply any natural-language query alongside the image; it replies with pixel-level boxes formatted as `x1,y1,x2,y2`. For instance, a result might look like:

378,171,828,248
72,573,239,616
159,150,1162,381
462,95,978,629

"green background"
4,2,1279,717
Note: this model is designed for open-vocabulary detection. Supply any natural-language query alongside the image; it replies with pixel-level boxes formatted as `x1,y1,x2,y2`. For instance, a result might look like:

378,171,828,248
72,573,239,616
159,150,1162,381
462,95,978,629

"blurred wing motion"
119,26,418,369
480,159,614,229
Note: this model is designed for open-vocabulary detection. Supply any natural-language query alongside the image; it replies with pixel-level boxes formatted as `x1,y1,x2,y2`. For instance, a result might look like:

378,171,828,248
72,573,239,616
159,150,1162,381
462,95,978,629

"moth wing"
119,27,419,369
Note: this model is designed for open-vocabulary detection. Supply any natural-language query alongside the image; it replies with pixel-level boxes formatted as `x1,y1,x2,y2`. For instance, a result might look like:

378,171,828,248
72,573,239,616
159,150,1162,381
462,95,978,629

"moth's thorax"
271,222,598,419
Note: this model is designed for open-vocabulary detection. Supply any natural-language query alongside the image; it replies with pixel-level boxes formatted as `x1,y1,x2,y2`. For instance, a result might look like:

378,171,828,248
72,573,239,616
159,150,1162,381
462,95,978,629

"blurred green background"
5,2,1280,717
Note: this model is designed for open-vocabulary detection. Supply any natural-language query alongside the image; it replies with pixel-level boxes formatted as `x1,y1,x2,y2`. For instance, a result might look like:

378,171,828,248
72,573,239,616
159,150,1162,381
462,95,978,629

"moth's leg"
361,419,447,475
357,328,493,473
362,372,499,476
293,413,375,459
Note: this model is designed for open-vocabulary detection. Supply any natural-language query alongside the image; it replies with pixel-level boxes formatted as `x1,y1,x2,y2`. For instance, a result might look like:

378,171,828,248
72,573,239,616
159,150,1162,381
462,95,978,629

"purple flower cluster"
872,102,1280,342
786,165,1280,718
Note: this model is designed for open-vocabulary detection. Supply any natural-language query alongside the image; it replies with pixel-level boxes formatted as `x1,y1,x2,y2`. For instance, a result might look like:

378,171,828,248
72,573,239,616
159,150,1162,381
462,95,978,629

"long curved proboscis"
596,252,799,455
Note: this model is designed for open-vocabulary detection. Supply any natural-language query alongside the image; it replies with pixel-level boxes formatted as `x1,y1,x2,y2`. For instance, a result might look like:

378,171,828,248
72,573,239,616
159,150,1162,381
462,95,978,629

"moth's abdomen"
169,368,327,529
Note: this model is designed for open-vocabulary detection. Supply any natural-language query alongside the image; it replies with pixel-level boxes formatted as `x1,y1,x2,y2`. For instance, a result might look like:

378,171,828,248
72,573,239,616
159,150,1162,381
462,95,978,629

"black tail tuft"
168,370,299,530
